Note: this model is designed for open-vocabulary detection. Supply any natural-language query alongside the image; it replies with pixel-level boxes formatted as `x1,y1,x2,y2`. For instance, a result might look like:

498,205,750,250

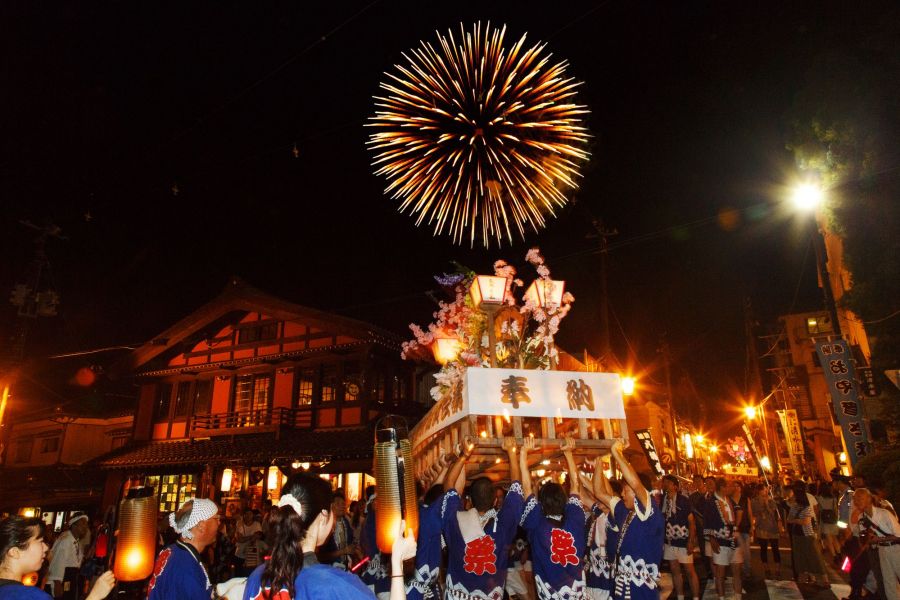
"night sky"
2,1,893,420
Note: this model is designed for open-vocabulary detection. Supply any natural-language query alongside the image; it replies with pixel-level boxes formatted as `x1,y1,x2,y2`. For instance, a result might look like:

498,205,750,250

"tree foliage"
785,9,900,441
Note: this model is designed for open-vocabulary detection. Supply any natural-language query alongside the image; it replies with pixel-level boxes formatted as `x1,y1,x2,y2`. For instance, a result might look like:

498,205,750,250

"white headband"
169,498,218,540
277,494,304,519
68,514,88,527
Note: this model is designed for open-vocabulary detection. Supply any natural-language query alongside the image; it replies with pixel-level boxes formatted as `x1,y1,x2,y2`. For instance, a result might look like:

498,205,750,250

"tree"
784,11,900,442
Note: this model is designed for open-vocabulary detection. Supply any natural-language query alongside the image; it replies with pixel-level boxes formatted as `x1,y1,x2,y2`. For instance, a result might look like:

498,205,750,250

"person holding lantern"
587,440,664,600
0,516,115,600
517,437,587,600
147,498,220,600
439,436,525,600
242,473,416,600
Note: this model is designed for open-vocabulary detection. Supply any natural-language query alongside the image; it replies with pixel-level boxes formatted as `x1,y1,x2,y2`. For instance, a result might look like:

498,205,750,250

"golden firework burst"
367,22,591,248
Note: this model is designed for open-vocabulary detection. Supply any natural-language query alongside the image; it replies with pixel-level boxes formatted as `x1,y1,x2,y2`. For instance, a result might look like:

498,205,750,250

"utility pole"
7,221,66,361
744,298,774,472
0,221,65,461
658,336,680,475
809,220,842,337
588,219,618,366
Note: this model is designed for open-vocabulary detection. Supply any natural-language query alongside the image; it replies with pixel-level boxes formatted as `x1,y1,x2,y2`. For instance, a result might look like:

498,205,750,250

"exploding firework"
367,22,590,248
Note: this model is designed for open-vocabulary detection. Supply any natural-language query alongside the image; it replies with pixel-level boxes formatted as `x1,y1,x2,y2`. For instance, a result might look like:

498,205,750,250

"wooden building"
94,278,420,515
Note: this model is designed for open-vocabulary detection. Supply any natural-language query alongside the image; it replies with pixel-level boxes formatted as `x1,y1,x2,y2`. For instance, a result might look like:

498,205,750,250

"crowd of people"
1,441,898,600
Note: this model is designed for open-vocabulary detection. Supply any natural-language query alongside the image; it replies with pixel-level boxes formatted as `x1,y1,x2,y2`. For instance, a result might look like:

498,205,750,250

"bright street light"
621,376,636,396
791,182,824,212
744,405,757,420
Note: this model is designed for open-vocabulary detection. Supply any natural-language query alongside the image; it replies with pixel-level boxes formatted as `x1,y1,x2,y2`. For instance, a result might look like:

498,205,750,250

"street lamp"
791,182,824,212
744,405,757,420
470,275,510,368
621,376,636,396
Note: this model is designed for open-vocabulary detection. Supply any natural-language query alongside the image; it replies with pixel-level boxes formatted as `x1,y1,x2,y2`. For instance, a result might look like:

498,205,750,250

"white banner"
464,368,626,420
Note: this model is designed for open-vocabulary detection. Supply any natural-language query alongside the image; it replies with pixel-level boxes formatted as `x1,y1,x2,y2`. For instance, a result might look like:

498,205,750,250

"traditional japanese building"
0,407,132,529
93,278,421,516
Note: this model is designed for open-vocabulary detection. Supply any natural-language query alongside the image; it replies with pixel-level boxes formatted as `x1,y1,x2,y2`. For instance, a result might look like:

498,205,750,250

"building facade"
0,411,132,531
760,309,871,479
94,279,420,516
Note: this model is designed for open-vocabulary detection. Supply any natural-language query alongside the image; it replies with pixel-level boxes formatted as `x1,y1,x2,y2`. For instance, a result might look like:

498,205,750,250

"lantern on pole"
373,416,419,553
523,279,565,308
469,275,508,306
113,486,158,582
431,333,462,365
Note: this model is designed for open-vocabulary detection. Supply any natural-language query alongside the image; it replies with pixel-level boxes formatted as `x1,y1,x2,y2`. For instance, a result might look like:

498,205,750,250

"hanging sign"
634,429,665,477
740,423,763,473
776,409,803,472
815,339,871,467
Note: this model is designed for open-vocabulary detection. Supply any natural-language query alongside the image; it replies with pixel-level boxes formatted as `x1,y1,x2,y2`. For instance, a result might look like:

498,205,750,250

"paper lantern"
373,416,419,553
431,335,462,366
470,275,508,306
523,278,565,308
114,487,158,582
220,468,233,492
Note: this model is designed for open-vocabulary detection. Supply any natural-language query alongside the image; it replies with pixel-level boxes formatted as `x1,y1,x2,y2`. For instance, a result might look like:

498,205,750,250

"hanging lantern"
267,466,280,491
220,468,233,493
373,416,419,553
114,486,158,582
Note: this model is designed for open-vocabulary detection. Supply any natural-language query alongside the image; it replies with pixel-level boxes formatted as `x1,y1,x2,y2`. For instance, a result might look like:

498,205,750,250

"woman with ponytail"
243,473,416,600
0,517,114,600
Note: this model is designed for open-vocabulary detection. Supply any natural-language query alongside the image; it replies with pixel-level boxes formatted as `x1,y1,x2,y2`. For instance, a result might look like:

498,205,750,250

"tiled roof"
93,427,374,469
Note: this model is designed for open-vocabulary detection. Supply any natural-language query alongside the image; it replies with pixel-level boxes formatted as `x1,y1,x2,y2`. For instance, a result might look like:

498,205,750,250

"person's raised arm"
444,437,475,493
578,473,600,508
590,456,615,507
610,440,649,509
502,437,521,484
432,453,452,487
561,437,579,497
519,436,535,498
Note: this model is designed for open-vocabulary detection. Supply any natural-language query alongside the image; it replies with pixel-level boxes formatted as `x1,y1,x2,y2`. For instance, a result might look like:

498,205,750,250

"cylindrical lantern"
373,416,419,554
220,468,233,492
114,486,158,582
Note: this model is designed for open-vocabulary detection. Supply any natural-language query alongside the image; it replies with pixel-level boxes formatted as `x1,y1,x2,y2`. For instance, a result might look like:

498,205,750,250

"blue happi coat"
520,494,587,600
147,541,213,600
440,482,525,600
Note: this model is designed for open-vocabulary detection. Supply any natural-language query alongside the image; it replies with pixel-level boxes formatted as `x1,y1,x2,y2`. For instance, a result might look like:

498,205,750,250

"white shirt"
865,506,900,537
235,520,262,559
47,531,83,583
806,492,818,508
